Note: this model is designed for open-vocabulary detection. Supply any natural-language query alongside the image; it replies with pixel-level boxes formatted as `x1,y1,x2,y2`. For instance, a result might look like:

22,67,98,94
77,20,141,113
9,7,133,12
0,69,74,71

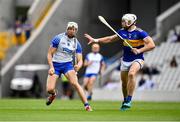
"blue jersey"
117,28,148,62
50,32,82,63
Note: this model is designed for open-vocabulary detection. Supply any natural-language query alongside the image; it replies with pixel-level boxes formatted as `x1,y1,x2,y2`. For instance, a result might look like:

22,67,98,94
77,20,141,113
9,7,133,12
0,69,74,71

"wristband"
94,39,99,42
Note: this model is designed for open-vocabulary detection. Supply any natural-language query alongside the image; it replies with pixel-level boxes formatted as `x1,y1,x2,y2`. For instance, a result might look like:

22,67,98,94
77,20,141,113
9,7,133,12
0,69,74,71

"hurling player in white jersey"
83,43,106,100
46,22,92,111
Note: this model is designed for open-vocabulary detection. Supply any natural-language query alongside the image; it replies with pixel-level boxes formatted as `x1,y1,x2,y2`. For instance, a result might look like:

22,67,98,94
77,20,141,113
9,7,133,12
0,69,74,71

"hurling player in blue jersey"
46,22,92,111
85,14,155,111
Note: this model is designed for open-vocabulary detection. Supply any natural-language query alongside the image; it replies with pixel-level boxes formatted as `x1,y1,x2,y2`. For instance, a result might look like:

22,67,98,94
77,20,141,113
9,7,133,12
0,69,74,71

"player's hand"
84,34,95,45
48,67,55,75
74,64,81,72
131,48,140,55
87,61,93,66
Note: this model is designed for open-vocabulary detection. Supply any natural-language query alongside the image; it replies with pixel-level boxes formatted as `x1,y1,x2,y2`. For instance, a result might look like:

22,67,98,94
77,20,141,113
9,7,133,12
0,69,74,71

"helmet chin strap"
67,34,75,38
66,32,77,38
124,21,136,30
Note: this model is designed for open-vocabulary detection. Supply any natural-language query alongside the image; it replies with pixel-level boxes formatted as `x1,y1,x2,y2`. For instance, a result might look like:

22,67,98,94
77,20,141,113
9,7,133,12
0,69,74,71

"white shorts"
120,59,144,71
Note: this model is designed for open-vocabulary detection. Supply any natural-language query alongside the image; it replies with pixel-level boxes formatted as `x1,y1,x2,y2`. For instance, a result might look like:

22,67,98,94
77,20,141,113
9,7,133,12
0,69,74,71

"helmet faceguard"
66,22,78,38
66,22,78,31
122,14,137,29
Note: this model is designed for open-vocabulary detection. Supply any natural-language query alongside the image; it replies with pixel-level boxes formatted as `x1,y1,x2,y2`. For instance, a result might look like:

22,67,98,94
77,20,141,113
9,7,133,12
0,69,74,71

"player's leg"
123,61,142,108
83,77,90,99
121,71,128,100
65,70,92,111
128,63,139,93
86,76,96,100
120,71,128,110
46,74,59,105
83,77,89,92
120,60,130,110
128,62,141,96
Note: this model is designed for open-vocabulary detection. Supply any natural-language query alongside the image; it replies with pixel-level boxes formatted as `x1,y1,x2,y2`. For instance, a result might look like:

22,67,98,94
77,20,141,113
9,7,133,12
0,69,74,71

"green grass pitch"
0,99,180,121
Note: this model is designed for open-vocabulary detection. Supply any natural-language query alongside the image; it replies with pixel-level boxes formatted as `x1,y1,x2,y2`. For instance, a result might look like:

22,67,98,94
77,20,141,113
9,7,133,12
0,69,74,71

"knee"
46,86,54,93
122,82,127,87
88,81,94,86
128,71,136,79
71,81,79,87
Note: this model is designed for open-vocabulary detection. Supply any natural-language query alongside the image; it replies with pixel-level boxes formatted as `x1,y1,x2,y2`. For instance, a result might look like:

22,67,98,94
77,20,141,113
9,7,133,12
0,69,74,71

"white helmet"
122,14,137,26
66,22,78,30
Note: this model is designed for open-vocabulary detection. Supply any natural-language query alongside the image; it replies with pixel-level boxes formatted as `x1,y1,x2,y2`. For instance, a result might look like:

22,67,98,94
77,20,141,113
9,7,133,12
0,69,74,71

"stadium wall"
0,0,15,31
156,1,180,42
93,89,180,102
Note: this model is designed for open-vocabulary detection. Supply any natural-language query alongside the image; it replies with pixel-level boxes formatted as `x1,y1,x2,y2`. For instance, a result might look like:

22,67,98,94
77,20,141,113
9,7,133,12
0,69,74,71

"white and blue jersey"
84,52,104,78
50,32,82,76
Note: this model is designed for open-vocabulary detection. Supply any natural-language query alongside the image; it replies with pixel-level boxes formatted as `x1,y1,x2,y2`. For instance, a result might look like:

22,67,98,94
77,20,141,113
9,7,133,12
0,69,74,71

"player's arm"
74,41,83,72
100,61,106,75
84,59,93,67
84,34,119,44
47,35,59,75
74,53,83,72
47,46,57,75
132,36,155,55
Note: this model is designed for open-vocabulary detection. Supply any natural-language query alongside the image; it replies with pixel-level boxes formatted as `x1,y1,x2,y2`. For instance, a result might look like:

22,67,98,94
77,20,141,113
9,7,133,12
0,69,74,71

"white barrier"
155,2,180,42
93,88,180,102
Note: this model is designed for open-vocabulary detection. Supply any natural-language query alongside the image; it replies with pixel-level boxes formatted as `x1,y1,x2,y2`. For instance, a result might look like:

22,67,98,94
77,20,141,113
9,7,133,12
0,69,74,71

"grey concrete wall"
160,0,180,12
131,0,157,32
16,0,33,7
0,0,15,31
156,2,180,42
130,0,179,32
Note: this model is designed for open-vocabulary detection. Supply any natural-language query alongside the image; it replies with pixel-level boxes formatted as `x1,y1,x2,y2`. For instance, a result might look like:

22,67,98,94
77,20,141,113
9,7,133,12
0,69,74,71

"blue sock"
127,95,132,102
84,103,89,107
124,97,127,102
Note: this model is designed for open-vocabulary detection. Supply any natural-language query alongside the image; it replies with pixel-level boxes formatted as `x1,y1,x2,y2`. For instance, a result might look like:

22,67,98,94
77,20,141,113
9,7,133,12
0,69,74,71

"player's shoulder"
51,33,62,42
95,53,103,58
76,39,81,44
57,32,66,38
97,53,103,57
88,52,94,56
135,28,148,34
135,28,148,35
76,39,82,48
118,28,125,32
52,33,65,41
85,53,92,59
135,27,144,32
135,27,149,38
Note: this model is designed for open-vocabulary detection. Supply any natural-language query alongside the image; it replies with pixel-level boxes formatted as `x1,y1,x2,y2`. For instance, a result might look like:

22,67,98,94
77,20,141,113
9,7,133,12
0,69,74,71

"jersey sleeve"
140,31,149,39
50,36,60,48
85,54,89,61
100,55,105,63
76,41,82,54
117,29,125,38
117,29,121,33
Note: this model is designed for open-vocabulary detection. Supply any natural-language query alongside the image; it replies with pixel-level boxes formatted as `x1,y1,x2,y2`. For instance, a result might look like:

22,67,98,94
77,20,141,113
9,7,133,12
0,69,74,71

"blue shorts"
84,73,98,78
53,62,74,76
